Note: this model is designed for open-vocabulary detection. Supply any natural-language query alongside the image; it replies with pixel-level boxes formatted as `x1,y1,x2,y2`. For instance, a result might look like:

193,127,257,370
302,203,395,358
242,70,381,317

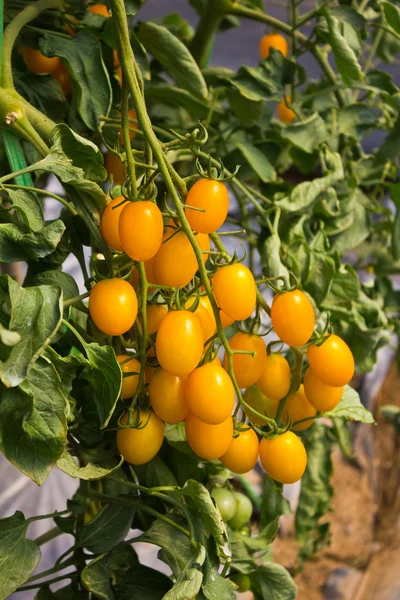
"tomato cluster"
259,33,295,123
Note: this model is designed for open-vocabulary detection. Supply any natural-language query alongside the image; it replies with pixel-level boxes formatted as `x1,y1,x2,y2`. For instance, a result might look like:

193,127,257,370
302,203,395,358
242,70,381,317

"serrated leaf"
0,358,68,484
78,504,134,554
337,104,377,139
325,11,363,84
81,553,115,600
57,451,124,480
235,142,275,182
0,276,63,387
138,516,192,577
202,572,236,600
28,270,80,303
281,113,329,153
250,563,297,600
0,512,41,599
6,188,44,231
50,124,107,182
324,385,375,423
0,220,66,263
137,22,208,100
40,31,112,131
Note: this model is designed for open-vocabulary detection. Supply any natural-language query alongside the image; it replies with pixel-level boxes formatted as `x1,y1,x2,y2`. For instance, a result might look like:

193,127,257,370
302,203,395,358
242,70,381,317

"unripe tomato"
119,201,163,262
271,290,315,347
303,368,343,412
101,196,125,251
228,492,253,529
243,385,279,425
307,334,354,387
52,63,72,96
259,431,307,484
117,410,164,465
230,573,251,593
23,48,61,74
223,332,267,388
146,304,168,335
153,231,209,288
117,355,140,399
185,296,216,344
119,108,138,144
221,427,259,474
277,96,295,123
105,152,124,184
185,413,233,460
211,487,236,521
185,363,234,424
213,264,256,321
259,33,288,59
156,310,204,376
148,368,188,424
283,384,316,431
185,178,229,234
89,278,138,336
90,3,110,17
256,353,291,401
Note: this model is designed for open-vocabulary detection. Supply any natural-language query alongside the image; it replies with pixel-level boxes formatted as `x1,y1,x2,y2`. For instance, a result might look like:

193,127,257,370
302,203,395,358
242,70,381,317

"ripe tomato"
156,310,204,376
185,178,229,234
259,431,307,484
90,3,110,16
271,290,315,347
153,231,209,288
230,573,251,593
185,296,216,344
283,384,316,431
119,108,138,144
213,264,256,321
221,427,259,474
220,308,235,327
256,353,291,401
277,96,295,123
228,492,253,530
52,63,72,96
89,278,138,336
307,334,354,387
185,413,233,460
185,362,234,424
100,196,125,251
117,355,140,399
117,410,164,465
259,33,288,59
23,48,61,74
148,368,188,424
119,201,164,261
243,385,279,425
303,368,343,412
105,152,124,184
131,257,157,289
211,487,236,521
223,332,267,388
146,304,168,335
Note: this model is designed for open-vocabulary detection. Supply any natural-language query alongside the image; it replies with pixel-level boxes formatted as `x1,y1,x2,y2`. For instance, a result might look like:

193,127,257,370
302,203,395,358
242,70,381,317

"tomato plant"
0,0,393,596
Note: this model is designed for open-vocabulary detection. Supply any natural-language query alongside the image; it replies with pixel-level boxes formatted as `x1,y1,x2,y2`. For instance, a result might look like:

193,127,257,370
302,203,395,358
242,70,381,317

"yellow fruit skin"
256,353,291,401
259,432,307,484
283,384,317,431
303,368,344,412
117,411,164,465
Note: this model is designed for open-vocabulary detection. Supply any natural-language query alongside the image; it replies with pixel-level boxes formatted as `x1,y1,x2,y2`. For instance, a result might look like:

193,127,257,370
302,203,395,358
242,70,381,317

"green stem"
275,347,303,423
63,291,90,308
16,574,73,592
190,0,231,68
25,556,75,583
2,183,77,215
129,261,148,411
33,526,62,546
236,474,261,509
2,0,64,89
120,79,137,199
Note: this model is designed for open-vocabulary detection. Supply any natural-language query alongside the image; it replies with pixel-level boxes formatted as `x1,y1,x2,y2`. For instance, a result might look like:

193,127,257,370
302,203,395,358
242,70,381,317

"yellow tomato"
221,428,259,474
156,310,204,376
283,384,316,431
307,334,355,387
185,178,229,234
117,411,164,465
146,304,168,335
105,152,124,184
100,196,125,251
256,353,291,401
277,96,296,123
89,279,138,336
23,48,61,74
148,368,188,424
213,263,256,321
117,355,140,399
153,230,210,288
243,385,279,425
119,201,164,262
223,332,267,388
259,33,288,59
259,431,307,484
184,362,235,424
185,413,233,460
303,368,343,412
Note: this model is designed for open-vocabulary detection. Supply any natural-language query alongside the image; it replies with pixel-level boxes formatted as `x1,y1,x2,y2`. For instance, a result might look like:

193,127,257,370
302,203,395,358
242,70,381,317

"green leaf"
144,84,211,119
235,142,275,182
250,563,297,600
324,11,363,84
78,504,135,554
329,6,366,31
262,234,290,288
0,512,41,599
81,554,115,600
0,276,63,388
0,357,68,484
327,264,361,303
40,31,112,131
0,220,66,263
14,72,68,122
28,271,80,303
138,516,192,577
281,113,329,153
278,147,344,213
57,451,124,480
330,191,370,252
117,565,172,599
50,124,107,182
260,476,291,530
202,572,236,600
137,22,208,101
6,188,44,232
134,455,178,488
164,564,203,600
383,2,400,33
331,418,353,458
125,0,143,15
337,104,377,139
377,115,400,161
324,385,375,423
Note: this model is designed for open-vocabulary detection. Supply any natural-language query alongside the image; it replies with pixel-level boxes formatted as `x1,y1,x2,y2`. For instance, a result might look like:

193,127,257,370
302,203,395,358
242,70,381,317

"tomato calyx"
117,406,151,430
195,154,240,182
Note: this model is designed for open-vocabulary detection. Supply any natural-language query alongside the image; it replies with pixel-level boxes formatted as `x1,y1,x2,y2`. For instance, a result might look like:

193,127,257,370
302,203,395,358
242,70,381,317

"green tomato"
228,492,253,530
211,487,236,522
230,573,251,593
